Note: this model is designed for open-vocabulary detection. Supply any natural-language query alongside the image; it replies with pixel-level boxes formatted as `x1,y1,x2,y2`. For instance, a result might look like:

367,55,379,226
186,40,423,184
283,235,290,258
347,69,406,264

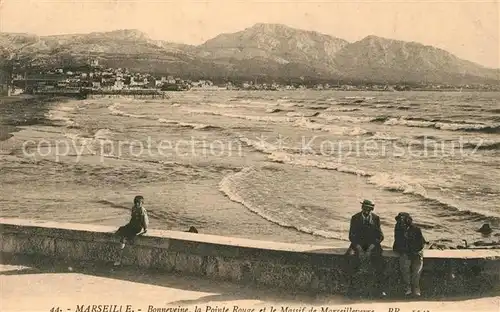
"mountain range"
1,23,498,85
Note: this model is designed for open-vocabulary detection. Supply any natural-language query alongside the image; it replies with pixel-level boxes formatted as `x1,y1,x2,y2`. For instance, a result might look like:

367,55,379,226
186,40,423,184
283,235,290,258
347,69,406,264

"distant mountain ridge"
198,23,348,69
1,24,498,84
332,35,498,84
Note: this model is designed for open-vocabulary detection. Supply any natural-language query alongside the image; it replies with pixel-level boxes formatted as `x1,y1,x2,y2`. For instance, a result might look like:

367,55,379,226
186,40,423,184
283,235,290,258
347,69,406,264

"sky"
0,0,499,68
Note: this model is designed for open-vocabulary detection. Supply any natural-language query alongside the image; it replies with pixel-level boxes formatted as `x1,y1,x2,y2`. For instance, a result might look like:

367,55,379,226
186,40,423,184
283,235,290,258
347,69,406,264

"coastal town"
1,58,499,97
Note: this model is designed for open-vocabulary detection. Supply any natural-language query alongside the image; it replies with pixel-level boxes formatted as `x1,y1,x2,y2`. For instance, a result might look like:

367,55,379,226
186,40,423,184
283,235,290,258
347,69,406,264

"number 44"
50,307,62,312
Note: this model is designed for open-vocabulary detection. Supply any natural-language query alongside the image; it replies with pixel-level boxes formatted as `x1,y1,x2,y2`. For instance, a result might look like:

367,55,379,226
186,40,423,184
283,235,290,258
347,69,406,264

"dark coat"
115,206,149,240
349,212,384,249
393,224,425,255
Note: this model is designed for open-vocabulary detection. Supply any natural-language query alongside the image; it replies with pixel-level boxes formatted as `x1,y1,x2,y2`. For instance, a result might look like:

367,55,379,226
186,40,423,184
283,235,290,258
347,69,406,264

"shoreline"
0,95,71,142
0,92,498,249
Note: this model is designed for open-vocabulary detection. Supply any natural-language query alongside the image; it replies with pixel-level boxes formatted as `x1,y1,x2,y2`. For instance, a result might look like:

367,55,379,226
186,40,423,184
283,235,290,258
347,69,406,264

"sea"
0,91,499,248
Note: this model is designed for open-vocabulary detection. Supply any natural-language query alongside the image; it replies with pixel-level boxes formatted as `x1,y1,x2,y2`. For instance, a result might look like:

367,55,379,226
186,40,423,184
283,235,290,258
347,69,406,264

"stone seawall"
1,218,499,296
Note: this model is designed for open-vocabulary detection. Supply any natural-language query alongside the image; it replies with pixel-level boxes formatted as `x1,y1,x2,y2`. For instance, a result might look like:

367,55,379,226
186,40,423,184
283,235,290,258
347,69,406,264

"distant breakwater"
33,89,167,99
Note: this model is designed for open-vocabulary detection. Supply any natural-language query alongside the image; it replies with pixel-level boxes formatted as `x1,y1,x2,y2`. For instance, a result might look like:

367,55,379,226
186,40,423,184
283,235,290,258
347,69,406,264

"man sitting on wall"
393,212,425,297
347,199,386,298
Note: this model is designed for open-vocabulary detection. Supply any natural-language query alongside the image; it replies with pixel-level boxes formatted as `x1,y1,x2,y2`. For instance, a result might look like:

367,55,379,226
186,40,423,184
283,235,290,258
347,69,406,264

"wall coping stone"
1,218,499,260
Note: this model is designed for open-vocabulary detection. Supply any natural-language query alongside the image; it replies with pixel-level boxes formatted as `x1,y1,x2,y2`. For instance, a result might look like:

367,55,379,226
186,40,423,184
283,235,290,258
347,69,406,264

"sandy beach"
0,91,499,248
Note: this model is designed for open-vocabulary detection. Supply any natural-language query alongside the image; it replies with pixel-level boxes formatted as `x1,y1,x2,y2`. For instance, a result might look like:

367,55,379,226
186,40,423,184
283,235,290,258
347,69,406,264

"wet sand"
0,95,69,142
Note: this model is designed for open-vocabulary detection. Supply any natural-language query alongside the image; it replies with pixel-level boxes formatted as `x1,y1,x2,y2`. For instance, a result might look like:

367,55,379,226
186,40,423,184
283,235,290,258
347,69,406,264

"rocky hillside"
333,35,499,84
1,24,498,84
197,23,348,71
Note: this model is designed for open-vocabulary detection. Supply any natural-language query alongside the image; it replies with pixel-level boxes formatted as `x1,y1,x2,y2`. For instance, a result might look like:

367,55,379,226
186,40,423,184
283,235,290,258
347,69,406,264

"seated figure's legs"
399,254,412,294
411,254,424,296
368,245,386,296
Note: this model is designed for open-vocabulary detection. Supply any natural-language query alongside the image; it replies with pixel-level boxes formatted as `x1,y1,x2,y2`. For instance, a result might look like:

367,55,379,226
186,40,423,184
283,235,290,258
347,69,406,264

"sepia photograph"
0,0,499,311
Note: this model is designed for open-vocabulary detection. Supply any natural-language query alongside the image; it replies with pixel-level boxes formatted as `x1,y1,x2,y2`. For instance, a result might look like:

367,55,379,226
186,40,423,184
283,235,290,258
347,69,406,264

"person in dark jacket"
347,199,386,297
393,212,425,296
114,195,149,266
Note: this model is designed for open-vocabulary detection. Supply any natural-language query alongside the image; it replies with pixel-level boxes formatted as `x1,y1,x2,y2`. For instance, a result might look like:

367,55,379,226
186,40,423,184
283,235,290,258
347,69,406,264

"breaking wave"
325,107,361,112
45,103,78,128
265,152,500,223
219,167,346,240
219,164,500,242
187,109,371,136
108,103,149,119
108,103,222,130
157,118,222,130
384,117,500,133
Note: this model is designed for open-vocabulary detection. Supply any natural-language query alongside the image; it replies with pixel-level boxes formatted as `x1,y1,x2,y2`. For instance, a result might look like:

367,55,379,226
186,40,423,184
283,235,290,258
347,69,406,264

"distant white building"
192,80,214,88
166,76,175,84
113,80,124,90
11,87,24,95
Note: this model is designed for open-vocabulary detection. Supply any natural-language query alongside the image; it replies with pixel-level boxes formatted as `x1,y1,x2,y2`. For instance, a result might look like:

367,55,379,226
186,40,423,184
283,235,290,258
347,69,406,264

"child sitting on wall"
113,195,149,266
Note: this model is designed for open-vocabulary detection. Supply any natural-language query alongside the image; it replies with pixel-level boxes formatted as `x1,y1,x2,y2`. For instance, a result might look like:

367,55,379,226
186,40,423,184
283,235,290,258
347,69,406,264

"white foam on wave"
93,128,113,140
218,167,344,240
157,118,216,130
209,103,237,108
285,111,319,117
239,137,280,154
325,107,361,112
186,108,371,136
366,172,428,197
209,102,261,109
186,109,296,123
267,152,431,199
268,152,369,176
265,150,496,221
293,118,369,136
45,102,78,127
435,122,490,131
344,96,364,100
108,103,149,119
107,104,220,130
277,101,299,108
319,113,373,123
61,128,115,156
384,117,498,132
374,104,395,108
371,132,400,141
